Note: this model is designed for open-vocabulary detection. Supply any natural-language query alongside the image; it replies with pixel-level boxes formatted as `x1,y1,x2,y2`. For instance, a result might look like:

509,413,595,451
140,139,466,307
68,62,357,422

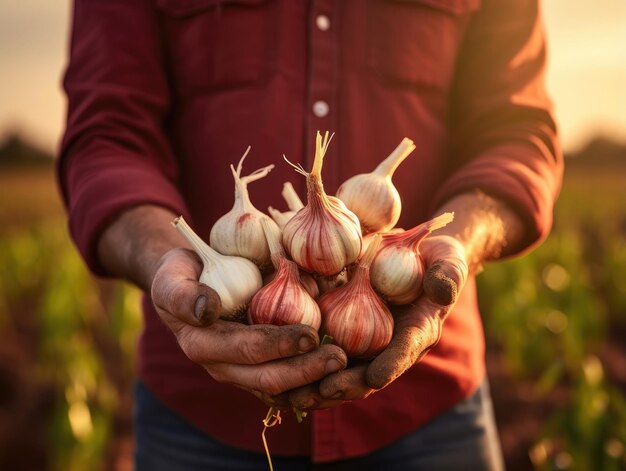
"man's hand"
97,205,348,408
288,235,468,410
288,190,525,410
150,247,348,408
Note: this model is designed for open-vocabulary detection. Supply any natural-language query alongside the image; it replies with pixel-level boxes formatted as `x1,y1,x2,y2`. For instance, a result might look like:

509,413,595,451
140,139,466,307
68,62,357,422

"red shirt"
58,0,562,462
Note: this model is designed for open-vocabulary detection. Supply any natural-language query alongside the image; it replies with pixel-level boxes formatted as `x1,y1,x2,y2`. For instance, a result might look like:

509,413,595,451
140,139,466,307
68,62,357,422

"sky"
0,0,625,154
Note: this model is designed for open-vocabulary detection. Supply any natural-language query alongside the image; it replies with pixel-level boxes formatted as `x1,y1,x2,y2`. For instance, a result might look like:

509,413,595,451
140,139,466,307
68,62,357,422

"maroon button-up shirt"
58,0,562,462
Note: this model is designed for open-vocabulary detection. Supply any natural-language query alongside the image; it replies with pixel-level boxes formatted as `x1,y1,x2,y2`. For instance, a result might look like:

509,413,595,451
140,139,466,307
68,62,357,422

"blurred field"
0,167,65,230
0,138,624,470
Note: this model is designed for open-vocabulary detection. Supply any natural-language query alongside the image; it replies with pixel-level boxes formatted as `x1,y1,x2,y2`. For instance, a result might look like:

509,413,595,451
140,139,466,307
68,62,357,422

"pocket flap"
386,0,481,16
156,0,266,18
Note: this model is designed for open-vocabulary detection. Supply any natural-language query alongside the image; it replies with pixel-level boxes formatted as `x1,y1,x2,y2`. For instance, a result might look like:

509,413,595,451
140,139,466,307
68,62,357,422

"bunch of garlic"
172,133,452,359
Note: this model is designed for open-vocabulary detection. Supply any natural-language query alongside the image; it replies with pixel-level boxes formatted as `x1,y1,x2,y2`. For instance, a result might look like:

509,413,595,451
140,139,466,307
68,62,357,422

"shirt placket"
308,0,342,463
305,0,339,191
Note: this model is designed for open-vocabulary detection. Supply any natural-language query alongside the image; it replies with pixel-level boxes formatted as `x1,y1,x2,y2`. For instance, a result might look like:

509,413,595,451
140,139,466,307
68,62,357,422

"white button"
313,100,329,117
316,15,330,31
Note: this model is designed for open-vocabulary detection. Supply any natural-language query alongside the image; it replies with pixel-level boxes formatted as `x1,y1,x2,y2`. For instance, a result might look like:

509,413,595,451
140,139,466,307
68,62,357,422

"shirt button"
313,100,329,118
316,15,330,32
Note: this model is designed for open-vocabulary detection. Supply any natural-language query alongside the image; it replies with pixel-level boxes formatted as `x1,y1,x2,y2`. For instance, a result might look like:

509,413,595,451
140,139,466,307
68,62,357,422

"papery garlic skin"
172,216,262,321
282,131,362,276
209,147,280,270
371,212,454,305
249,258,321,329
318,235,393,359
249,218,321,328
337,138,415,234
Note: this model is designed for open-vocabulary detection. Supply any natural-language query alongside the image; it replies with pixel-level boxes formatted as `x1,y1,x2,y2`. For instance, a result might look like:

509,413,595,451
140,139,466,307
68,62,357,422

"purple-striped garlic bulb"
318,235,393,359
282,131,362,276
248,219,321,329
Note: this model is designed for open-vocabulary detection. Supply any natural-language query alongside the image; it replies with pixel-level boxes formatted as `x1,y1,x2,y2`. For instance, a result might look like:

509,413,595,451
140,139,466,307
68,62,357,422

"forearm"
433,191,525,274
97,205,188,292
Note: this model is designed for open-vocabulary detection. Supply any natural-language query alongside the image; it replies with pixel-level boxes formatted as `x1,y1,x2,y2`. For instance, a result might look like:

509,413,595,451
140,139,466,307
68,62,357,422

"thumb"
151,248,221,328
421,236,468,306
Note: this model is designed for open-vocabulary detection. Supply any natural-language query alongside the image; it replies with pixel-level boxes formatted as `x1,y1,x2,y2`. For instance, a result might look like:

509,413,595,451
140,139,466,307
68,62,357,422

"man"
58,0,562,469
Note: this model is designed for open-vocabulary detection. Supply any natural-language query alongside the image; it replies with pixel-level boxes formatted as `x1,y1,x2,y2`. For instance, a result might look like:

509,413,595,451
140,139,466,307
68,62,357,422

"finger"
176,321,321,365
289,364,375,411
288,381,345,411
366,301,443,390
319,363,375,401
209,345,348,397
151,248,221,327
421,237,468,306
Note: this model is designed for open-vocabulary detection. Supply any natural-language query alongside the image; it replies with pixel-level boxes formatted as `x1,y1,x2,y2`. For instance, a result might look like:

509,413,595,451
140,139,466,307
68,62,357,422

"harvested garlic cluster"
173,132,453,359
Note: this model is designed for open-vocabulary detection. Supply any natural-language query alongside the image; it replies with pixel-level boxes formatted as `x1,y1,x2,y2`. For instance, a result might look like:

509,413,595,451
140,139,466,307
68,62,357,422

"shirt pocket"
155,0,275,95
367,0,480,91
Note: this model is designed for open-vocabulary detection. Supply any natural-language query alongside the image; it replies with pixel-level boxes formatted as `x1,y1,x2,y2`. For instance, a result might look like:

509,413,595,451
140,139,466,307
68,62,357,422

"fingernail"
325,358,343,374
298,336,315,353
194,295,207,323
330,391,343,400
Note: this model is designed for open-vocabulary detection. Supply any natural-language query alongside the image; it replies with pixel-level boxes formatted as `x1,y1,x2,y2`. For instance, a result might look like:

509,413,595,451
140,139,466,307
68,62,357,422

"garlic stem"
310,131,334,178
267,206,292,229
373,138,416,178
230,146,275,210
281,182,304,212
260,217,286,262
172,216,219,267
358,233,382,268
390,212,454,250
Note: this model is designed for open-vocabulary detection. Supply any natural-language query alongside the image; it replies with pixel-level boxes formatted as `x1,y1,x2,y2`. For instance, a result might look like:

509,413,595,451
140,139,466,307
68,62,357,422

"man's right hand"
150,247,348,408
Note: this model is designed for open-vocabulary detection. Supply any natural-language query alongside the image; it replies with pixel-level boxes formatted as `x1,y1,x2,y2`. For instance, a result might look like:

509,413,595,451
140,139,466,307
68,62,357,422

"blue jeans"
134,380,504,470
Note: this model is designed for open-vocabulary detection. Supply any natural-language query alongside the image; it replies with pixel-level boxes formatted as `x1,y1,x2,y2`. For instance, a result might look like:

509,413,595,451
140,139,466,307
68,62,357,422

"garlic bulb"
248,219,321,329
172,216,262,322
209,146,281,270
370,212,454,305
318,235,393,359
282,131,362,276
336,138,416,234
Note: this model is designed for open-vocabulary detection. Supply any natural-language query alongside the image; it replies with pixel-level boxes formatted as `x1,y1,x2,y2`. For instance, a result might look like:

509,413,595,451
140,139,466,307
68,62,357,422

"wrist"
97,205,188,291
433,191,525,274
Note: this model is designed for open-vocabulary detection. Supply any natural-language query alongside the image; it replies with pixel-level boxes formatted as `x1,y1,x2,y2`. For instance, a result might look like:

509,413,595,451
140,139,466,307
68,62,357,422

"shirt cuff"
61,154,187,276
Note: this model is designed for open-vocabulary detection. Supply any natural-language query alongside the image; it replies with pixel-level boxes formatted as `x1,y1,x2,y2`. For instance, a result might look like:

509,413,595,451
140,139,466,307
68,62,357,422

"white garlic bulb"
337,138,415,234
371,212,454,304
209,146,281,270
173,216,262,322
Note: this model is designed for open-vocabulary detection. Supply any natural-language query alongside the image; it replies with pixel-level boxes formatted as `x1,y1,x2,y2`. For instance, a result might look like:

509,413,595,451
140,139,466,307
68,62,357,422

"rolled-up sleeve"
433,0,563,254
57,0,187,275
